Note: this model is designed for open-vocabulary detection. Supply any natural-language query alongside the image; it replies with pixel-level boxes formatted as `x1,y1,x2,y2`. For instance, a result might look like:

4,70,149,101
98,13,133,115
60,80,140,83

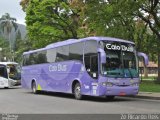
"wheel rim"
32,83,36,93
75,85,81,98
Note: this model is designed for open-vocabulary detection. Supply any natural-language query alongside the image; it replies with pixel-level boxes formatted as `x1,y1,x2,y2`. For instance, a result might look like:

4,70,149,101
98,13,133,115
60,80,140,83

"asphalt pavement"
133,92,160,100
0,86,160,114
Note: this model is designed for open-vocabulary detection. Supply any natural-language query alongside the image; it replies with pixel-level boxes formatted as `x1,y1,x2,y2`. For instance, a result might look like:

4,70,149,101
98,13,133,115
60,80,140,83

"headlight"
102,82,113,87
131,83,139,86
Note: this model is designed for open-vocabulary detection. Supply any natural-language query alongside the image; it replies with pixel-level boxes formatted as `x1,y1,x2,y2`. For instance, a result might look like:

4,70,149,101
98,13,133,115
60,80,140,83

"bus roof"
23,36,135,55
0,62,18,66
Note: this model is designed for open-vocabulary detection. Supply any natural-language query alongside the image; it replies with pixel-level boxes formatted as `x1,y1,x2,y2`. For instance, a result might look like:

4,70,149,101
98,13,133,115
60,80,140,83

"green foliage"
14,39,32,63
26,0,84,48
86,0,159,62
140,81,160,92
23,0,159,63
0,13,18,52
0,37,10,61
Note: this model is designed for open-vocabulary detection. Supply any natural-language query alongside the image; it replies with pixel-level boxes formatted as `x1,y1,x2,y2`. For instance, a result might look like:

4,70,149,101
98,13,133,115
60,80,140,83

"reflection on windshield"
0,65,8,79
101,41,138,78
8,64,21,80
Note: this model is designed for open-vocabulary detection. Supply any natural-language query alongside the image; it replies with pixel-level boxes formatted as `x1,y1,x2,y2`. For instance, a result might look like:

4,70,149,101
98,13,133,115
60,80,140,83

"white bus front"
0,64,21,88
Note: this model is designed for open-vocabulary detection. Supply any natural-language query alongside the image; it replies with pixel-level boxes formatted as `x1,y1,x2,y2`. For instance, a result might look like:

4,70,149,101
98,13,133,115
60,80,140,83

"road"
0,86,160,114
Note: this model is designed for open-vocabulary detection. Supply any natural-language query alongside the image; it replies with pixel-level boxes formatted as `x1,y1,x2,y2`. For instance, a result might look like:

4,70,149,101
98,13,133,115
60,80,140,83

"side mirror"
137,52,149,66
87,68,91,72
7,67,10,73
98,48,106,64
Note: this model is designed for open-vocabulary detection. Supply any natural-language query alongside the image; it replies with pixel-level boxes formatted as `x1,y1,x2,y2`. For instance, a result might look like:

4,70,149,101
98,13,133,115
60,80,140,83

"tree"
85,0,160,80
20,0,88,48
20,0,29,11
111,0,160,81
21,0,160,80
0,13,18,60
14,30,22,51
24,0,78,48
0,37,10,61
14,38,32,63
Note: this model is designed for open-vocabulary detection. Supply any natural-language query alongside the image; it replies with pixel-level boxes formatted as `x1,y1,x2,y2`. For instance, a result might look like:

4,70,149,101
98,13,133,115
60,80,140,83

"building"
139,61,158,75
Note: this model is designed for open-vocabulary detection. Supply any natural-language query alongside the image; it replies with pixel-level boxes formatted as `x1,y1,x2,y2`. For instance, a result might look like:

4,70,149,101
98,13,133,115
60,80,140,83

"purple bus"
21,37,148,100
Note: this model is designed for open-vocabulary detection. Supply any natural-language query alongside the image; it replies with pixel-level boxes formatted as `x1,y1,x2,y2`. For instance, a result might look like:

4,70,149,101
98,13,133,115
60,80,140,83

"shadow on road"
0,85,21,90
25,90,135,102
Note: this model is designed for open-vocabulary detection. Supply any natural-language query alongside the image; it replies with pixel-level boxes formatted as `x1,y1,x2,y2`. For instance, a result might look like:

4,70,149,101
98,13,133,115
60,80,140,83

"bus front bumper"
13,80,21,86
91,86,139,96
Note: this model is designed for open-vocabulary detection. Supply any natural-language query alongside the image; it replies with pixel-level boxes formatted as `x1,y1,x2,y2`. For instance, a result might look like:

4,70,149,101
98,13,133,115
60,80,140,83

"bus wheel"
74,83,82,100
32,81,38,94
106,96,115,101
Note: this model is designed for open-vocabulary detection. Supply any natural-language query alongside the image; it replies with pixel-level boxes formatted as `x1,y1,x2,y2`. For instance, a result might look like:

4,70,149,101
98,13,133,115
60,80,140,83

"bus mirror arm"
98,48,106,64
137,52,149,66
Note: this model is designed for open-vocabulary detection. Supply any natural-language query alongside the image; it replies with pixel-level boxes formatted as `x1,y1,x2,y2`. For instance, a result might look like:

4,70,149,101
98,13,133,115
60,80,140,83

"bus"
0,62,21,88
21,37,148,100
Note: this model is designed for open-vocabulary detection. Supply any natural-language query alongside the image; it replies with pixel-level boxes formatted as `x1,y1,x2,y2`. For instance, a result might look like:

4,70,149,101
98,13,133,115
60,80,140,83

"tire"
106,96,115,101
74,83,82,100
32,81,38,94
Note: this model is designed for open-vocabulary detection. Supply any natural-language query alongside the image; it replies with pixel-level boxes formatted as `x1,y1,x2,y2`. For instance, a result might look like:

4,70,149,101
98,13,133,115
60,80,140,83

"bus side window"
29,54,36,65
23,54,30,66
46,49,57,63
37,51,47,64
56,46,69,62
84,40,98,79
69,42,83,62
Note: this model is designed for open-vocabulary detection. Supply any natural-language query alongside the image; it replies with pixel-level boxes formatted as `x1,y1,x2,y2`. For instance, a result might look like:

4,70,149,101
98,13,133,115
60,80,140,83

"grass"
139,80,160,92
140,76,157,81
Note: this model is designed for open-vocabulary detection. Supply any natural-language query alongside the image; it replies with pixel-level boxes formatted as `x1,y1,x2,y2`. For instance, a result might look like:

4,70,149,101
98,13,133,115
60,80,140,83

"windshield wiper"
127,68,133,79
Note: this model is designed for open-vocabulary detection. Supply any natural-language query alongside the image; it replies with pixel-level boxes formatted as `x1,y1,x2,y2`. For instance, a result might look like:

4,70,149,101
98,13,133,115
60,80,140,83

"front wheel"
32,81,38,94
74,83,83,100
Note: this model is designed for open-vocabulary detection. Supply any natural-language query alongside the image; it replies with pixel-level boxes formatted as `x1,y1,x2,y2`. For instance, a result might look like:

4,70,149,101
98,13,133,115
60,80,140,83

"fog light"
131,83,138,86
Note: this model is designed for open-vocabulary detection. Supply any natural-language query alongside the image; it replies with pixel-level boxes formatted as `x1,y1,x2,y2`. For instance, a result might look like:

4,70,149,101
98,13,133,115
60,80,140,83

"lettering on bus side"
49,64,67,72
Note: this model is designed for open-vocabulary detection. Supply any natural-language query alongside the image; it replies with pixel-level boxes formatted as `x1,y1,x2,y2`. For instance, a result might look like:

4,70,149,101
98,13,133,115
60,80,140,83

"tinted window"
23,54,30,66
23,42,84,66
29,53,37,65
56,46,69,62
0,65,8,78
69,42,83,61
85,40,97,56
90,55,98,72
46,49,56,63
37,51,47,64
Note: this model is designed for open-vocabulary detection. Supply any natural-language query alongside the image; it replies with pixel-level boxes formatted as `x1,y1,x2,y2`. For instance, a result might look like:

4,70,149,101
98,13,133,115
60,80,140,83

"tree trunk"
143,57,148,77
144,65,148,78
157,53,160,82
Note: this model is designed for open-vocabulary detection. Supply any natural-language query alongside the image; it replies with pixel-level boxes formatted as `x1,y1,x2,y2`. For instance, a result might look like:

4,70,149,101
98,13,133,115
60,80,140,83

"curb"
126,92,160,100
133,95,160,100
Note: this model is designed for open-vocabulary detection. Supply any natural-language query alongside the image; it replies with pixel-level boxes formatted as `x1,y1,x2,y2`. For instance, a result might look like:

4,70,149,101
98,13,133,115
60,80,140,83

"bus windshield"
100,41,138,78
0,65,8,79
8,64,21,80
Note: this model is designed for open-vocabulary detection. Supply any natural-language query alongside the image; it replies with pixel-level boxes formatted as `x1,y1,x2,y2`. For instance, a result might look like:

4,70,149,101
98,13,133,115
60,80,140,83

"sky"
0,0,26,25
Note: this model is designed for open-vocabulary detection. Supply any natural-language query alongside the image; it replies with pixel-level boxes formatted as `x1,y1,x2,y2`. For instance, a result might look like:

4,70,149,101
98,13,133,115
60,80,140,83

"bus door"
84,54,98,95
90,55,98,79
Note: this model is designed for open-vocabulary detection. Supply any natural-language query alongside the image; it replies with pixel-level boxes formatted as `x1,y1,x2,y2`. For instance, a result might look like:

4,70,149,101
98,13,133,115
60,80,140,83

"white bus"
0,62,21,88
